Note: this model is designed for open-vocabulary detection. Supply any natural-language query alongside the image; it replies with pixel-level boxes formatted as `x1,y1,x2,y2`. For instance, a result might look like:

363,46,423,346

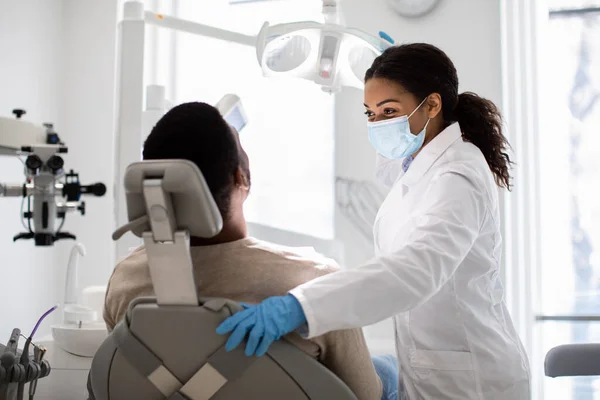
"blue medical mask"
367,97,430,159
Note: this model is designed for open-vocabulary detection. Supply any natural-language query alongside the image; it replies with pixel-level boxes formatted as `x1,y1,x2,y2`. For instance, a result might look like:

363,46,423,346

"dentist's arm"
218,170,485,352
291,170,485,337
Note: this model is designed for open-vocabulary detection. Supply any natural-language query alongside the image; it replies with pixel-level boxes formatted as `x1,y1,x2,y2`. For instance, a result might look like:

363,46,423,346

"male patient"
103,102,386,400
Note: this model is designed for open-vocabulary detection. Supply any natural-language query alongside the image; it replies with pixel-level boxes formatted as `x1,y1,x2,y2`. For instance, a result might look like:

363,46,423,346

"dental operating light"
256,1,393,92
141,0,393,93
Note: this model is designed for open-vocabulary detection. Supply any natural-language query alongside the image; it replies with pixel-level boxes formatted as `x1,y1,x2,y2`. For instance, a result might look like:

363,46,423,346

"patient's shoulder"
243,237,340,275
114,245,147,270
110,246,152,285
105,246,153,330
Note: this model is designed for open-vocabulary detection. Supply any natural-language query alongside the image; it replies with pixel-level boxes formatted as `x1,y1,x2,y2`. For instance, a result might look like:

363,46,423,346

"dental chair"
87,160,358,400
545,343,600,378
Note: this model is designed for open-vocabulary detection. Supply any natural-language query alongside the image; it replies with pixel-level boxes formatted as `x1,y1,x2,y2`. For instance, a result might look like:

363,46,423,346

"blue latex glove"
216,294,307,357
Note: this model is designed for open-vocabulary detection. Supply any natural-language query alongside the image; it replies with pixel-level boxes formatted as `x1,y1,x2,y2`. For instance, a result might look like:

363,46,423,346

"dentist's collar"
400,122,462,187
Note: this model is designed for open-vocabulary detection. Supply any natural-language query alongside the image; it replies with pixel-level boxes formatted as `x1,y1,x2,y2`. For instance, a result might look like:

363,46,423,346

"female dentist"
217,43,531,399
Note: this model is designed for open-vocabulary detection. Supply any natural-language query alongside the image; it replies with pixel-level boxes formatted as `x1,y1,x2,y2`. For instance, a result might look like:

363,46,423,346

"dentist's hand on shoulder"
216,294,307,356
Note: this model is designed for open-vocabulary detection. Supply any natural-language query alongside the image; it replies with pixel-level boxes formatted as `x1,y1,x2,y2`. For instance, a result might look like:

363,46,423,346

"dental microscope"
0,109,107,400
0,109,106,246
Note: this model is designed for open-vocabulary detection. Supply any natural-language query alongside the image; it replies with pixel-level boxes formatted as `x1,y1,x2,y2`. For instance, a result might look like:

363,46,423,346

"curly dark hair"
142,102,250,219
365,43,512,189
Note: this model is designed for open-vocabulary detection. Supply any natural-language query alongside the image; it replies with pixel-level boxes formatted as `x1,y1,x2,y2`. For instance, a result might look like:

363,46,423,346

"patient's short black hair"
142,102,243,220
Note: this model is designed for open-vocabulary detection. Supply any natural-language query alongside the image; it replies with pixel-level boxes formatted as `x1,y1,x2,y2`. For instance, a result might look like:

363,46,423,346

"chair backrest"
88,160,358,400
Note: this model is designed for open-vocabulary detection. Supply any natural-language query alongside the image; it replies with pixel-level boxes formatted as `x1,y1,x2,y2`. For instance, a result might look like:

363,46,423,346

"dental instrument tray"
0,328,51,400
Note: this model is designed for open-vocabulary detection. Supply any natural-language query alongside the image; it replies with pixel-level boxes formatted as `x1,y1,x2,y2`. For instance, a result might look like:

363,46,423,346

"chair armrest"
545,343,600,377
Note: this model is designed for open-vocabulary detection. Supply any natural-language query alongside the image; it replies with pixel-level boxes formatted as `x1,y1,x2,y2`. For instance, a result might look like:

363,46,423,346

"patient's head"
143,102,250,238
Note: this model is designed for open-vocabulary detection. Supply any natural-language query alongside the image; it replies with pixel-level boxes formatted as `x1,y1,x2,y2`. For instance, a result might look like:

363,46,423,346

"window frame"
499,0,545,396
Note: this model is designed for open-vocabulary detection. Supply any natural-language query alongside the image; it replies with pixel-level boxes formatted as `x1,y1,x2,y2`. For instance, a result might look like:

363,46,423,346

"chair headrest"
116,160,223,239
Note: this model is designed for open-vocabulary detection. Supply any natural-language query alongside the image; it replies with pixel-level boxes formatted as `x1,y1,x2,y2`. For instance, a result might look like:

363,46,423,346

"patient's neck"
190,208,247,247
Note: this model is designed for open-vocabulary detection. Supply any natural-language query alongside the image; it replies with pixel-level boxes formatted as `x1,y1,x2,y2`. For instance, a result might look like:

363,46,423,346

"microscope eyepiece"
25,155,43,173
46,155,64,174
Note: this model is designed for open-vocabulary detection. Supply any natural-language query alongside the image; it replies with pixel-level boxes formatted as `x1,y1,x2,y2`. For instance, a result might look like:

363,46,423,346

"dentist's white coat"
290,123,531,399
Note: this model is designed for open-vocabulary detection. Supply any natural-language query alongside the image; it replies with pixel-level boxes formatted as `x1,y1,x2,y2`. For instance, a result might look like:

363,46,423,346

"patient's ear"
234,167,250,191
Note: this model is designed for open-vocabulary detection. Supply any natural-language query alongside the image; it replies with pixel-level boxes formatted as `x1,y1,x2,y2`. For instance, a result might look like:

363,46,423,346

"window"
145,0,335,239
537,3,600,398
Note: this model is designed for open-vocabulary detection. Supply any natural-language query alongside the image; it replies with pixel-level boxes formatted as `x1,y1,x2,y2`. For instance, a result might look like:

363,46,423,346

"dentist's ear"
427,93,443,119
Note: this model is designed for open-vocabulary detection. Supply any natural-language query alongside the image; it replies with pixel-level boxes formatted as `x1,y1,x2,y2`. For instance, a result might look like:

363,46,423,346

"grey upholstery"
88,160,358,400
545,344,600,378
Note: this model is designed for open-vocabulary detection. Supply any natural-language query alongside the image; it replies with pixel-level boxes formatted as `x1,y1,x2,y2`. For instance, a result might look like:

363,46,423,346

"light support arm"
144,11,256,47
322,0,340,25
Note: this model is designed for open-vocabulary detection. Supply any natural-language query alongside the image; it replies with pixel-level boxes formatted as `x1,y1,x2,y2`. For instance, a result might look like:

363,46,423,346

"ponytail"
453,92,512,190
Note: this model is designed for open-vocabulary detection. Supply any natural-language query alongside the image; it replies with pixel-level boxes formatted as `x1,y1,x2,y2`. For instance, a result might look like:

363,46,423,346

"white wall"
0,0,65,340
52,0,118,295
0,0,118,341
335,0,503,353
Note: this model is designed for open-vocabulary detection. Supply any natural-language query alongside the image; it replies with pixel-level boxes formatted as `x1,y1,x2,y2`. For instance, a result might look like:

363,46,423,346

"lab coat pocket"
409,349,480,398
410,349,473,374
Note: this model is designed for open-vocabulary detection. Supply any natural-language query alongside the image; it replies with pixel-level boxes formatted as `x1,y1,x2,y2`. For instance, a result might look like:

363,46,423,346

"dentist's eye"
364,110,375,118
384,108,397,115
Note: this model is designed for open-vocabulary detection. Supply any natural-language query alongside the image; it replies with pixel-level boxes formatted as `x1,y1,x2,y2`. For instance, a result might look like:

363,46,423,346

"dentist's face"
363,77,429,136
364,77,441,138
